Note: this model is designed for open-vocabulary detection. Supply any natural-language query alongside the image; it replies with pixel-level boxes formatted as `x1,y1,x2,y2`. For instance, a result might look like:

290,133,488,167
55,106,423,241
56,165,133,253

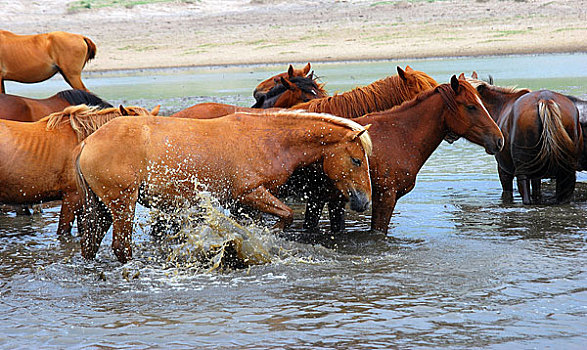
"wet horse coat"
0,30,96,93
0,105,157,235
74,111,373,263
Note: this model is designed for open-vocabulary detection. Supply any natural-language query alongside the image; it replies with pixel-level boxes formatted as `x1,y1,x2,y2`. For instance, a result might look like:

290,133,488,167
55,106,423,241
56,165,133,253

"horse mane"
242,110,372,155
264,76,327,99
45,104,150,141
297,71,437,118
466,77,531,95
56,89,113,109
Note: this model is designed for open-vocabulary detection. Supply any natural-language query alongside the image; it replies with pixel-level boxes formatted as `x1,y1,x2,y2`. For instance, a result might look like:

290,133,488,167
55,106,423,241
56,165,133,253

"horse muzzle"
349,189,371,212
485,135,504,155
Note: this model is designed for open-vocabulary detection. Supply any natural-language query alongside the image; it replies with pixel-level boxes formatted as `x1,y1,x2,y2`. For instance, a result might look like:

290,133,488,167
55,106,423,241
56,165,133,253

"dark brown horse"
171,75,327,119
304,76,504,233
0,30,97,93
467,77,582,204
0,89,112,122
291,65,438,118
253,63,313,102
564,94,587,170
74,111,373,263
0,104,158,235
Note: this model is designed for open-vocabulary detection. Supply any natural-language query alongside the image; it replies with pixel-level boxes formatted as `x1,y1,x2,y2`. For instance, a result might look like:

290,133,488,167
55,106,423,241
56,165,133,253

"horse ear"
405,65,413,72
309,70,315,80
471,71,478,79
280,76,294,90
151,105,161,116
397,66,407,81
119,105,129,116
303,62,311,75
450,75,460,93
488,75,494,85
351,124,371,140
288,64,294,78
458,73,466,80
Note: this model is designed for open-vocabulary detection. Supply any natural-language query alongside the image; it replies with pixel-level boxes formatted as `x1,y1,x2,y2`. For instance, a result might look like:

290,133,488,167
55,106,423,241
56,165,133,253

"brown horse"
304,76,504,233
564,94,587,170
0,89,112,122
0,30,97,93
74,111,373,263
0,104,159,235
171,75,327,119
467,76,582,204
253,63,312,102
291,65,438,118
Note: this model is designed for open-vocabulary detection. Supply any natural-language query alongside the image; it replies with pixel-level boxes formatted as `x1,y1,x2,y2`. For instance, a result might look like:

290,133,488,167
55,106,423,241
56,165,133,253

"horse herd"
1,31,586,264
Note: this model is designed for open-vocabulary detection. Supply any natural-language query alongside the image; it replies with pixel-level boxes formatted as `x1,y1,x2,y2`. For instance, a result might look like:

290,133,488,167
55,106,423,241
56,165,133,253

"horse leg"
109,190,139,263
56,191,81,236
498,167,515,203
370,190,397,234
59,69,88,91
0,77,5,94
303,195,325,231
517,177,532,204
328,195,347,233
531,179,542,204
78,199,112,261
555,171,576,204
240,186,294,230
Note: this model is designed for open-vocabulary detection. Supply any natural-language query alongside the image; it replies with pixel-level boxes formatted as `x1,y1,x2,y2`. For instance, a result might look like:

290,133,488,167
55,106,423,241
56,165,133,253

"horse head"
440,75,504,155
119,104,160,116
251,75,326,108
322,123,373,212
396,65,438,96
253,63,312,102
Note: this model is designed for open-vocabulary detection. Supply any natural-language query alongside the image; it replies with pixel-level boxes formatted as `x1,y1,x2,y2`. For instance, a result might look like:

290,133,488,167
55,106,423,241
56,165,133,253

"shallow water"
1,54,586,349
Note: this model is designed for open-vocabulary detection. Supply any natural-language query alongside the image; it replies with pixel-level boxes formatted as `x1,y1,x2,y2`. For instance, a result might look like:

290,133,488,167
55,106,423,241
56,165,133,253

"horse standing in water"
171,75,327,119
0,89,112,122
253,63,313,103
74,111,373,263
467,76,582,204
0,104,158,235
305,76,504,233
0,30,96,93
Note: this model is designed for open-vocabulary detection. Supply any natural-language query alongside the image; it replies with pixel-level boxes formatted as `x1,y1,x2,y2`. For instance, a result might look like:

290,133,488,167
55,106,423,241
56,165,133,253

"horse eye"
351,157,362,167
466,105,477,111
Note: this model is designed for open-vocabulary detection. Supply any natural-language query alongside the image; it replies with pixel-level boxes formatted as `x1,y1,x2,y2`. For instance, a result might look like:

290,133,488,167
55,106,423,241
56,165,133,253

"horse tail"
57,89,113,109
83,36,97,62
537,99,578,172
74,142,112,260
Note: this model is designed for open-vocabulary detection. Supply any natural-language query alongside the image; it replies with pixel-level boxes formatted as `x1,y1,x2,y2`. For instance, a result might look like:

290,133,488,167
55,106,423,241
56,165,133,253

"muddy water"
1,54,586,349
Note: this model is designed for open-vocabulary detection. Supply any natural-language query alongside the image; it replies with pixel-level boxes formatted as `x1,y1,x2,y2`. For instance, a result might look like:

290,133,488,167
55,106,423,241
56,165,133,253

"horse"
253,62,313,102
290,65,438,119
171,75,327,119
304,76,504,233
466,76,582,204
0,104,159,236
564,94,587,170
0,30,97,93
0,89,112,122
73,110,373,263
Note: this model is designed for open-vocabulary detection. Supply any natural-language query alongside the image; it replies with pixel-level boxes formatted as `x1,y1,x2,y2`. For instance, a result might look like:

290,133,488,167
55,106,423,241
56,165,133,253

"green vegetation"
492,29,530,37
68,0,195,12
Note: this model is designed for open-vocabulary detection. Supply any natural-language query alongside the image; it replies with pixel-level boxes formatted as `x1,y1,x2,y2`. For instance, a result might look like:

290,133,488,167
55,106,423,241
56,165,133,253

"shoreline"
83,51,585,75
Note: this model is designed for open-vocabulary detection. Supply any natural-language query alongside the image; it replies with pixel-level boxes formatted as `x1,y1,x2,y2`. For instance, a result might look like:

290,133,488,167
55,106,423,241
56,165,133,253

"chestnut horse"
74,111,373,263
0,89,112,122
253,63,312,102
0,30,96,93
171,75,327,119
0,104,159,235
305,76,504,233
467,77,582,204
291,65,438,118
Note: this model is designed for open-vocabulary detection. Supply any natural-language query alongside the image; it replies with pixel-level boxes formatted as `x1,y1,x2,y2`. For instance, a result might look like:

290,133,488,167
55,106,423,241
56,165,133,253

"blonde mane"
241,110,373,155
295,71,437,119
45,104,151,141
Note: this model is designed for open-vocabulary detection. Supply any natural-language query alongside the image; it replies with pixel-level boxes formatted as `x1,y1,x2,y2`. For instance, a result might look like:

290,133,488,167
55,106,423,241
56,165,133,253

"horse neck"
297,76,411,118
482,89,529,121
365,92,448,166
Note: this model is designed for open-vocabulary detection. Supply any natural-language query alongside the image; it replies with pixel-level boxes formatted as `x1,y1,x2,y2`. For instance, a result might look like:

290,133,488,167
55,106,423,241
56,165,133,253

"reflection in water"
1,55,586,349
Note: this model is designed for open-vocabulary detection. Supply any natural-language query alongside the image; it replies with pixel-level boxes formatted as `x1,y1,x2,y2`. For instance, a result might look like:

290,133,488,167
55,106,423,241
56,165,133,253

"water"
1,53,586,349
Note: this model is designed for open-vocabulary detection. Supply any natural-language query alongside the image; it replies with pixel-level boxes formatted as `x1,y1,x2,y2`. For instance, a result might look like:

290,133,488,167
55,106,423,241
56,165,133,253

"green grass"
68,0,195,12
492,29,529,37
552,27,587,33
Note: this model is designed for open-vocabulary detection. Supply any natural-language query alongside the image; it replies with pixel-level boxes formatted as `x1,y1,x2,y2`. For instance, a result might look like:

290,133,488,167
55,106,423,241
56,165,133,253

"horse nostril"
497,137,504,150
